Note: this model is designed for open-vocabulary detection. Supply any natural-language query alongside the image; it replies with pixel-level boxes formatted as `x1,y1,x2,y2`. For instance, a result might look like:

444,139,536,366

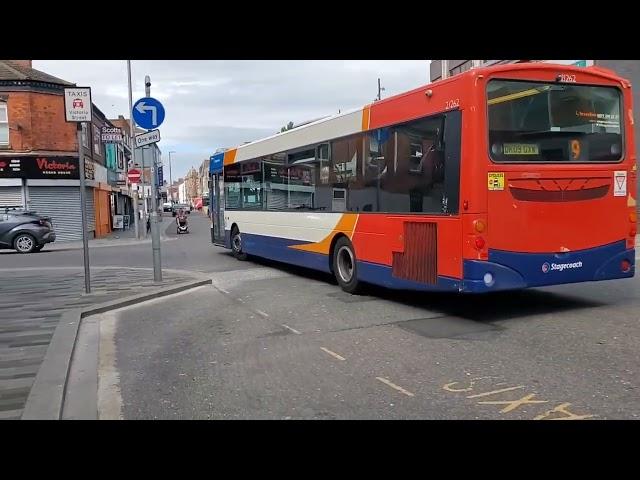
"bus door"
211,172,225,246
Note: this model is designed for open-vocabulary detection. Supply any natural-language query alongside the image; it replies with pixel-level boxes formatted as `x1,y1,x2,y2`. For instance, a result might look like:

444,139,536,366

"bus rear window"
487,79,623,163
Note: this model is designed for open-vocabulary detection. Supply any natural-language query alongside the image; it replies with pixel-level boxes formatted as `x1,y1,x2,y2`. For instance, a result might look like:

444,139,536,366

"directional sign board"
135,129,161,148
209,153,224,174
64,87,92,122
133,97,165,130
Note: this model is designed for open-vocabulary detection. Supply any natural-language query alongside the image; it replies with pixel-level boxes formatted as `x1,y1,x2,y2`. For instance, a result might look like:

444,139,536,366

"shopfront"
0,154,96,241
87,159,111,238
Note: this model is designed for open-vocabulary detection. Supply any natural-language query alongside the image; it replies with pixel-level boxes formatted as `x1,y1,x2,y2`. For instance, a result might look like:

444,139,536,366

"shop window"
93,125,101,155
0,102,8,145
81,123,90,148
449,60,473,76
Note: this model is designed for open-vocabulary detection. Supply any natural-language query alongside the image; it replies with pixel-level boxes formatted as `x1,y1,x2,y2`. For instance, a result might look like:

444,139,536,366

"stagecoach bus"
210,63,637,294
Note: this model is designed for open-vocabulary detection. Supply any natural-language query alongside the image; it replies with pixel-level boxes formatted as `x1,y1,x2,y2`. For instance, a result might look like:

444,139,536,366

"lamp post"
168,150,176,202
127,60,141,240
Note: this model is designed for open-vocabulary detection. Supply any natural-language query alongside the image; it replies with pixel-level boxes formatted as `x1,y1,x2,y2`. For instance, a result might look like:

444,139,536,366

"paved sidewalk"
0,266,196,420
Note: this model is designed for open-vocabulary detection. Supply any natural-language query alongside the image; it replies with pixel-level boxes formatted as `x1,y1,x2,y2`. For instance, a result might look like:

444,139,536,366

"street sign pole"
141,144,147,238
77,125,91,294
64,86,93,295
127,60,140,240
145,75,162,283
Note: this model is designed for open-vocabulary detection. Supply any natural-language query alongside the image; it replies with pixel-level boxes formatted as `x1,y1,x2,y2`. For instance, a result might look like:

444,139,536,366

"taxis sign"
64,87,92,122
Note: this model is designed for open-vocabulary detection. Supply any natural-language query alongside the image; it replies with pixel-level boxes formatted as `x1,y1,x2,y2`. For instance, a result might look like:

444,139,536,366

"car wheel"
231,227,247,261
332,236,362,294
14,233,37,254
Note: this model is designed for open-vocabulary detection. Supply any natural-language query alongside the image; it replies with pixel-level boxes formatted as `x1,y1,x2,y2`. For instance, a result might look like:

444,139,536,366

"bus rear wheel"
231,226,247,261
332,237,361,294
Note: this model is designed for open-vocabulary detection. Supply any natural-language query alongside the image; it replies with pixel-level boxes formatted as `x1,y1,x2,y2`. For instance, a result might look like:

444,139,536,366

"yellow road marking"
442,376,495,392
444,376,597,419
467,386,525,399
376,377,415,397
477,393,548,413
533,403,596,420
320,347,346,361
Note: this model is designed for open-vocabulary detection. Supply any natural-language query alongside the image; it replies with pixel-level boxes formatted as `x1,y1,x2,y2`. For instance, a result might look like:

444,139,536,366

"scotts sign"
101,126,123,143
0,156,80,179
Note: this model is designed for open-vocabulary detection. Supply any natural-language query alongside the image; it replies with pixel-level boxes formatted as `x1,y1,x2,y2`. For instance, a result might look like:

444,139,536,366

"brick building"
184,167,199,205
0,60,132,241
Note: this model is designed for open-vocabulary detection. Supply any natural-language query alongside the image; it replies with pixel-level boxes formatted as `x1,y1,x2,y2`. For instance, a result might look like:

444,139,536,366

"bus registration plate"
503,143,539,155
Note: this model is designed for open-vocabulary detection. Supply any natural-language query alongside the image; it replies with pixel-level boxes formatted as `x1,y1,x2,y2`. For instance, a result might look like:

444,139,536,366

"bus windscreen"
487,79,623,163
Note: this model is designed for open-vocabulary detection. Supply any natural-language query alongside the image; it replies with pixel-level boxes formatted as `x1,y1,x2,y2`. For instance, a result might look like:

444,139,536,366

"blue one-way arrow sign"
133,97,165,130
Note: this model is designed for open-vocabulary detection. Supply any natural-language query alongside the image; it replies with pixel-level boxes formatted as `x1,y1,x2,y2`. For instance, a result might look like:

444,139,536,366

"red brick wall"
110,118,131,136
6,90,76,153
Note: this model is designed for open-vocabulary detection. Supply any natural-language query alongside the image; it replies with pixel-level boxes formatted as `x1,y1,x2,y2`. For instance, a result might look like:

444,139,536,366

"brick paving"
0,267,193,420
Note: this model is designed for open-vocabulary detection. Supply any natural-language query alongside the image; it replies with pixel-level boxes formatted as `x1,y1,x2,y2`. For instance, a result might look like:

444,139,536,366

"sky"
34,60,431,181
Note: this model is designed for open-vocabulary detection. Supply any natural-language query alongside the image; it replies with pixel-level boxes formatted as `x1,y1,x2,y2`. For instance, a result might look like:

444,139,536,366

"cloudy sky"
34,60,430,180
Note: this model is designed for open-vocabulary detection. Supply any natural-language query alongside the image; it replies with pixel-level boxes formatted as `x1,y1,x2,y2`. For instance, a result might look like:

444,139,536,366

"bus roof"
221,62,629,167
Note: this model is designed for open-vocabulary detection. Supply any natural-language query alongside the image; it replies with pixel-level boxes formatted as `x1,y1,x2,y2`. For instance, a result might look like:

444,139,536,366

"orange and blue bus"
210,63,637,294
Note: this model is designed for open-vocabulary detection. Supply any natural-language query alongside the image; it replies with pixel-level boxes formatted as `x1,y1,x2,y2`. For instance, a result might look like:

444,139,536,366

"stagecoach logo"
542,261,583,273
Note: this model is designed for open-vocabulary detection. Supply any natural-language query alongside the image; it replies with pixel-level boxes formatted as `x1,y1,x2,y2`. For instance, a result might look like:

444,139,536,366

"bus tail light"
631,225,637,237
621,259,631,273
474,236,486,250
631,211,637,223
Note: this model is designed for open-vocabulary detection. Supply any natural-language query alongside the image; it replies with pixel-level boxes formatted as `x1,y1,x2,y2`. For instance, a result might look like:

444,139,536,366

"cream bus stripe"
226,211,343,243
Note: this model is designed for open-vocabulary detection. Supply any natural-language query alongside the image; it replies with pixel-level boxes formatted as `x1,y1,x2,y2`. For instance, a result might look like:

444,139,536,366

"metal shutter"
27,186,84,242
289,191,313,209
0,186,24,208
266,188,287,210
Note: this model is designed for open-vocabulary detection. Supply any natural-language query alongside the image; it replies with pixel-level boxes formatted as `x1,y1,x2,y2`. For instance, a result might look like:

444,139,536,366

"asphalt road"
100,238,640,419
0,212,250,274
6,210,638,419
